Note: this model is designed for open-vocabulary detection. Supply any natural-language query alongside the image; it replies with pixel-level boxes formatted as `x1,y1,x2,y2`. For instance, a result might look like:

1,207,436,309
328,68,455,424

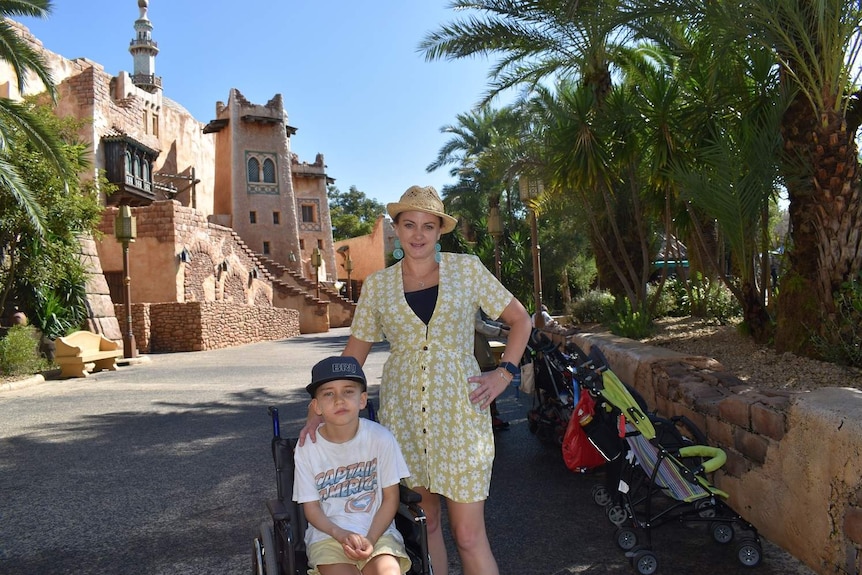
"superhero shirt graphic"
293,418,411,548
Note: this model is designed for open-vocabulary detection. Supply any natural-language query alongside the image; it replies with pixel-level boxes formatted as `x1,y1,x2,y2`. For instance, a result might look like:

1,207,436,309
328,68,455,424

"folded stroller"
570,347,763,575
524,329,581,445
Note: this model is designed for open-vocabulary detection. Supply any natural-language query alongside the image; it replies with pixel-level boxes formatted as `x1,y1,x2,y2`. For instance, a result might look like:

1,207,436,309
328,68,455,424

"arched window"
247,157,260,182
133,156,141,178
142,161,150,183
125,150,132,174
262,158,276,183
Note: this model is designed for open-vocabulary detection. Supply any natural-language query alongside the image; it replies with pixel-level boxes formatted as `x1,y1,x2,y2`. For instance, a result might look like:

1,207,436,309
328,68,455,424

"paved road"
0,328,816,575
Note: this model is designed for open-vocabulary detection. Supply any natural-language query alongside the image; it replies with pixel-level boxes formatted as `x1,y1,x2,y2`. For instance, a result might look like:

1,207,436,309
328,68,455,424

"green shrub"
609,299,652,339
0,325,49,376
812,273,862,368
567,289,616,324
677,274,741,324
647,280,682,318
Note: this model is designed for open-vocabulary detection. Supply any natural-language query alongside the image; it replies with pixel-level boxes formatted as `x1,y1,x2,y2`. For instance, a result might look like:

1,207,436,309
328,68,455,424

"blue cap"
307,356,367,397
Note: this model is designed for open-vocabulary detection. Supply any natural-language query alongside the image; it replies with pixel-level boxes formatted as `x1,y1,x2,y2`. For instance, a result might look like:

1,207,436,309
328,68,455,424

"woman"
302,185,531,575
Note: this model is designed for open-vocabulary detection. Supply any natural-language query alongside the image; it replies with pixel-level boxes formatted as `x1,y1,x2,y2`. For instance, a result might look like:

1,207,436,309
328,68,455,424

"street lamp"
519,176,544,329
345,255,354,301
113,205,138,358
310,246,322,299
487,204,503,279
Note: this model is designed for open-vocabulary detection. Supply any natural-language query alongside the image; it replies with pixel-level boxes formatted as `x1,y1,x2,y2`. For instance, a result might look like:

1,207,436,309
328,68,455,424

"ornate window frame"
246,151,279,194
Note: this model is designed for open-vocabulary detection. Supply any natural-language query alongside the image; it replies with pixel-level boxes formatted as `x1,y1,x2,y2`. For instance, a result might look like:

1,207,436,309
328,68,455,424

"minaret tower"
128,0,161,93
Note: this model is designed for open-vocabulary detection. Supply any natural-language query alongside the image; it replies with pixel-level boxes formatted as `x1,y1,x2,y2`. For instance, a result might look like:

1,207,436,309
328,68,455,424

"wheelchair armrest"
399,483,422,505
266,498,291,522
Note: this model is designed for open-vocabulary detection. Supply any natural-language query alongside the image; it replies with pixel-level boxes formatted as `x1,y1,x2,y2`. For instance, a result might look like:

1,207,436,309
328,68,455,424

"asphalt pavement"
0,328,817,575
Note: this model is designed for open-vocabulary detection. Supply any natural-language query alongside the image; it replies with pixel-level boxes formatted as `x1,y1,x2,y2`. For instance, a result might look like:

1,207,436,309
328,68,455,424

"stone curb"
0,355,152,393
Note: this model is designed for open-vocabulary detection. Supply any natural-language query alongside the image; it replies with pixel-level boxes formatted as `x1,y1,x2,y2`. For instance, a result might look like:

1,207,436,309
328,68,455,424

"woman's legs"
446,499,499,575
411,486,447,575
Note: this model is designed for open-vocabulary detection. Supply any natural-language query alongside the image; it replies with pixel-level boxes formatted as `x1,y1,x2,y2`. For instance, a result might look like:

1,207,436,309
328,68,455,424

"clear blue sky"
17,1,501,206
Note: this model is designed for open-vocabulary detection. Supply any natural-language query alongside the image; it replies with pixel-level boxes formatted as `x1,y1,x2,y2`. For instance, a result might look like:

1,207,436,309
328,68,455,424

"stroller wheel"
592,484,611,506
695,498,717,518
631,549,659,575
606,504,628,526
711,521,734,544
736,537,763,567
614,527,638,551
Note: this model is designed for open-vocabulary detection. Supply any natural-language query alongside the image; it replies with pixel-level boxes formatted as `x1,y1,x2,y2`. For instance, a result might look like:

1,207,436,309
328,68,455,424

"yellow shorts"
306,533,411,575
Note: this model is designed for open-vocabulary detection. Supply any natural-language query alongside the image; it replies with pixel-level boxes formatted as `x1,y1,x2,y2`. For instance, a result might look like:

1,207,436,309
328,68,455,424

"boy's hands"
330,526,373,560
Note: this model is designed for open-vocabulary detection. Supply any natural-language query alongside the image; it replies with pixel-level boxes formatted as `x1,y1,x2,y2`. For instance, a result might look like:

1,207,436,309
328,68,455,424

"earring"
435,242,441,263
393,239,404,260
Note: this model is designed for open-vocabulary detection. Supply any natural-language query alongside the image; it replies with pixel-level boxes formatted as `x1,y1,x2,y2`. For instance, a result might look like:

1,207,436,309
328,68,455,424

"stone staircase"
226,231,351,332
254,252,355,328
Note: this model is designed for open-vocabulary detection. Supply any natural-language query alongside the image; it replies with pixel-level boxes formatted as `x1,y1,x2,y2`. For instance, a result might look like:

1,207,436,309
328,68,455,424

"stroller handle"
679,445,726,474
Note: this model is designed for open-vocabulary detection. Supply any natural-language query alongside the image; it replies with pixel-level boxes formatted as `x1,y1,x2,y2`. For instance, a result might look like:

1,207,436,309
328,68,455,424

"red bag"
562,392,608,472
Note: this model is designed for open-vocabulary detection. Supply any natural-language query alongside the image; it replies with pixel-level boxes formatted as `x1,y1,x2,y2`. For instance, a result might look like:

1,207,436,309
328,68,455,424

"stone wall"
116,301,299,353
574,331,862,575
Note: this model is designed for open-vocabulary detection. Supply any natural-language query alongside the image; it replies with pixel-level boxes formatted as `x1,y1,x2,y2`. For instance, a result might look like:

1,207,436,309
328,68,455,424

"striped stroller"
572,348,763,575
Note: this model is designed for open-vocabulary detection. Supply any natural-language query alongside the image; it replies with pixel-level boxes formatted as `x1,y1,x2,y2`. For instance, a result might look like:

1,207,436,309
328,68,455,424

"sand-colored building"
1,1,353,348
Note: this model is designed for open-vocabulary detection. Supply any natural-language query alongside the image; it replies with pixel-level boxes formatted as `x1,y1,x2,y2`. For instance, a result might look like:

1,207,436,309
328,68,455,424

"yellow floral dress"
350,253,513,502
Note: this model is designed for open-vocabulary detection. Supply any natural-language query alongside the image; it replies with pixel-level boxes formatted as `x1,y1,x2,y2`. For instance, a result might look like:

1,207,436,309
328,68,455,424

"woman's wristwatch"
498,361,519,377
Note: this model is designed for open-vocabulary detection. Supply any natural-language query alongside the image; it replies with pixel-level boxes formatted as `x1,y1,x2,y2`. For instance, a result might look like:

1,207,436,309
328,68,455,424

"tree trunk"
775,97,862,355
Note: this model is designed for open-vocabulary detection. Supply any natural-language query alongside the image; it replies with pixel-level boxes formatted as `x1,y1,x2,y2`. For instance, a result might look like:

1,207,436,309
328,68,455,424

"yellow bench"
54,331,123,378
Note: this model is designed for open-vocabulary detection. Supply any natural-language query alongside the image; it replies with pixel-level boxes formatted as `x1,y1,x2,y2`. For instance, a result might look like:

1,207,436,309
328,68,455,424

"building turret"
128,0,161,92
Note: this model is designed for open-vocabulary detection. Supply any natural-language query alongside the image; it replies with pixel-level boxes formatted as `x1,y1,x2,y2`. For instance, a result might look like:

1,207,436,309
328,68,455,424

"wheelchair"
252,406,433,575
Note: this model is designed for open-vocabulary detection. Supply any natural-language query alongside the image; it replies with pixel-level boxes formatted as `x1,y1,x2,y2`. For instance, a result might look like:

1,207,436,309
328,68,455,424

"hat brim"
306,375,367,397
387,203,458,234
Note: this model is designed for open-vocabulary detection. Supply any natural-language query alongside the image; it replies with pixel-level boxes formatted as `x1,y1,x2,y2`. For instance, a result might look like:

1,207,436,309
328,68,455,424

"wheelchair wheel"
257,521,279,575
252,537,264,575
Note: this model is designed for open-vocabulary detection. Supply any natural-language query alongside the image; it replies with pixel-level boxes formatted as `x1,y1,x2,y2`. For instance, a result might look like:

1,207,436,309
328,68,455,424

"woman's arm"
342,335,373,364
468,297,531,409
497,298,531,367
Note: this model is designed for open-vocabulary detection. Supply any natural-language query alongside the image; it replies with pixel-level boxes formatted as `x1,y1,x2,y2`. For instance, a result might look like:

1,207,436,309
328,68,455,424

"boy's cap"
307,356,367,397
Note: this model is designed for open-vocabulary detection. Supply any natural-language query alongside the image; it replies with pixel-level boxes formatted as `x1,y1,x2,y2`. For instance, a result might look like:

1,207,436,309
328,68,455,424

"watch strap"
499,361,519,376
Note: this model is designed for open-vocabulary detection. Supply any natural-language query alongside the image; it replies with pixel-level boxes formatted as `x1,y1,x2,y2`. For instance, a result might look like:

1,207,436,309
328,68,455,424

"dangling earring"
393,239,404,260
435,242,442,263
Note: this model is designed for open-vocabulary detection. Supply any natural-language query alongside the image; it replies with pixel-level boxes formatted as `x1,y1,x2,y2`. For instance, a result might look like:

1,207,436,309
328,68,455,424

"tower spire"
129,0,161,92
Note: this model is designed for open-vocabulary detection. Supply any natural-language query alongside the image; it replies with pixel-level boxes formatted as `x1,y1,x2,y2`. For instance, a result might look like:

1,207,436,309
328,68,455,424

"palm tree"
0,0,69,235
423,1,660,313
641,0,862,354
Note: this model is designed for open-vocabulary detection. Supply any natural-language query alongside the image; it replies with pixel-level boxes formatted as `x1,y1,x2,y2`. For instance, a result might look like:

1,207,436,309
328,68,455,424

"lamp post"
310,246,322,299
519,176,544,329
345,255,354,301
487,204,503,279
113,205,138,358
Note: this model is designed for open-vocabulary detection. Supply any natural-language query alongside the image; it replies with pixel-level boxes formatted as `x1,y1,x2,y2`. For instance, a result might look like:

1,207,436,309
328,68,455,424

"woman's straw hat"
387,185,458,234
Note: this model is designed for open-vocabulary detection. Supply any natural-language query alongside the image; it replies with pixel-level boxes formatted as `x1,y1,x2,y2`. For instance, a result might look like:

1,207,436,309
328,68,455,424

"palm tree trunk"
776,98,862,355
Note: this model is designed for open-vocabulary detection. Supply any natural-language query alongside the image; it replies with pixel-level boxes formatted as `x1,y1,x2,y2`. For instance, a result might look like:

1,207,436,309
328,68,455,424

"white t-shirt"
293,418,411,548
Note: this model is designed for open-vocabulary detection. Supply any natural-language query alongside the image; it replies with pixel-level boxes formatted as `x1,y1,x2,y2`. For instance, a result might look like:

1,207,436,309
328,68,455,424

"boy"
293,356,412,575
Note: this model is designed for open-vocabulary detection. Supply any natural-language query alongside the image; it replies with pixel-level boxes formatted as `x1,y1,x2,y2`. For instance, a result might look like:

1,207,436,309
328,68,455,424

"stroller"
570,350,763,574
524,329,583,445
252,406,433,575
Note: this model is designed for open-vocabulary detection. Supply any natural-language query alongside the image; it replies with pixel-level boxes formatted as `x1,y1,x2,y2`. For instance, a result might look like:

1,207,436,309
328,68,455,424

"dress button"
423,346,428,351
